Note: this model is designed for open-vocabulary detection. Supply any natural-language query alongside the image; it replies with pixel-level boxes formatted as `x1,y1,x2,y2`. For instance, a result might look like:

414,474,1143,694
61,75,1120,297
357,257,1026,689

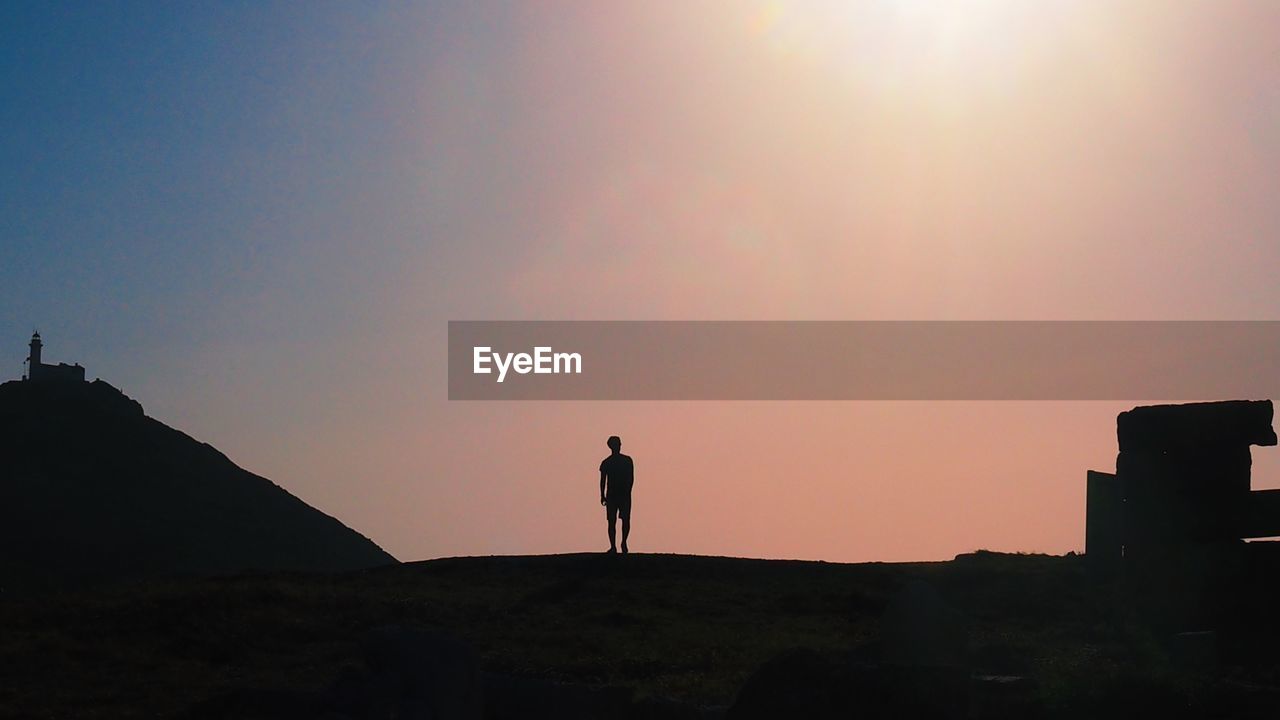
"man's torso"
600,453,634,501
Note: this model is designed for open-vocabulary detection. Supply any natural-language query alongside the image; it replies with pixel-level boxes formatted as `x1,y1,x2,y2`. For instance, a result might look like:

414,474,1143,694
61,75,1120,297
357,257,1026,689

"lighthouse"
24,332,85,383
27,331,42,374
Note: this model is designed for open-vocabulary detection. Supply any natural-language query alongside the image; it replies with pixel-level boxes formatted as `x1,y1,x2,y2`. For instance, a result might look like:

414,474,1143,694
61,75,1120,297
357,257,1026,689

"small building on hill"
24,332,85,383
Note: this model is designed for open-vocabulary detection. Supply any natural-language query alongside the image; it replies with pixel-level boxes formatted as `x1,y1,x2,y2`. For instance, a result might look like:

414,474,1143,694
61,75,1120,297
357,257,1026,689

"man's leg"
606,504,618,552
620,503,631,554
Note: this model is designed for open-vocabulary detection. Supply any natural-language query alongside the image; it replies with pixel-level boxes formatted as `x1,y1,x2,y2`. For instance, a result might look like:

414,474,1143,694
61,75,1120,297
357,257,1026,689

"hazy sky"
3,1,1279,562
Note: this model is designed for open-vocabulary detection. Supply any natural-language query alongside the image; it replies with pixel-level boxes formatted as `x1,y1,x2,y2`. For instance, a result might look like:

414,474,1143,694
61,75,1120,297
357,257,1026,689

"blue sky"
3,3,434,366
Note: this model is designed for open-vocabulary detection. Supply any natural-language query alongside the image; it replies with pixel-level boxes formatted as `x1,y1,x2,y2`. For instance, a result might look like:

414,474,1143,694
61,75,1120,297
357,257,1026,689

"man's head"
607,435,621,453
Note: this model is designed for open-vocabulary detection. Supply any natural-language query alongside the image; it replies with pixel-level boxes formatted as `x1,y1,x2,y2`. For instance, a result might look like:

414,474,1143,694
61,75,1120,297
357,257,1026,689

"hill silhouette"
0,378,394,591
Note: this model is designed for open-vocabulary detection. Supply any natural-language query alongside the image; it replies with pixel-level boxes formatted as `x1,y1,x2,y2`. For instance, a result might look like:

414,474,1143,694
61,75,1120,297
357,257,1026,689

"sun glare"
750,0,1061,98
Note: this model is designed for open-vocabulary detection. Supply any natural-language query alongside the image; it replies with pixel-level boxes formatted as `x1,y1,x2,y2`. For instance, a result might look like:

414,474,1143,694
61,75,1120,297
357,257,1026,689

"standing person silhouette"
599,435,634,554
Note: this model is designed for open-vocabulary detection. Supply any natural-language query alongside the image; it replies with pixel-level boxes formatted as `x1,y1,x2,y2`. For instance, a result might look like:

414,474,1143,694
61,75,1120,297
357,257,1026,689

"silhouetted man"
599,435,634,554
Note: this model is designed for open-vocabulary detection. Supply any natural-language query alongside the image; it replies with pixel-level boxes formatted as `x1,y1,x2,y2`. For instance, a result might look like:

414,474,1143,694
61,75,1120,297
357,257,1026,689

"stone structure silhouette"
23,331,85,383
1086,400,1278,580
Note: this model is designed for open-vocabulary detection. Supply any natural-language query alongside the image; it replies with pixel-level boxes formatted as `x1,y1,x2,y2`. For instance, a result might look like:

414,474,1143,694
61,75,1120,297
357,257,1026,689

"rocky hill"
0,378,394,591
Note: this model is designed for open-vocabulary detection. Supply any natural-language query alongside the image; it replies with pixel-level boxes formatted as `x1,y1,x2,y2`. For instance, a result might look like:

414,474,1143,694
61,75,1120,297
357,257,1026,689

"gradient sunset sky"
3,1,1279,562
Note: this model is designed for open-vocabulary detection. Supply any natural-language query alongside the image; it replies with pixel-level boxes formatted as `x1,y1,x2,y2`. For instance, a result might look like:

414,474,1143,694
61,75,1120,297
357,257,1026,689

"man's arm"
600,469,608,505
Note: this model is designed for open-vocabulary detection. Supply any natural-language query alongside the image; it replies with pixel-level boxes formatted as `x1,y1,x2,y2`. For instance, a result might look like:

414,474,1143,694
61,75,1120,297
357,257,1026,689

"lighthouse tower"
27,332,43,380
23,332,84,383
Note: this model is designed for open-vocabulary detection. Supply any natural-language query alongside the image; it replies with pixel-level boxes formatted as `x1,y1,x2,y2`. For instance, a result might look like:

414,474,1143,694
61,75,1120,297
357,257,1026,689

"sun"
900,3,1039,55
749,0,1057,96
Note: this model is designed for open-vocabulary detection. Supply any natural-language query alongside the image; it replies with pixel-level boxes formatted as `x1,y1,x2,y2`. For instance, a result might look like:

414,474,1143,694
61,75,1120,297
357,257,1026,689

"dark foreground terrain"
2,551,1279,719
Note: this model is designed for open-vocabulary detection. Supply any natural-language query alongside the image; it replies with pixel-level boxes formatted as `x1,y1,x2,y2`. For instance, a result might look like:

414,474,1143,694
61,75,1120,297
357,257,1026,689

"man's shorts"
606,495,631,521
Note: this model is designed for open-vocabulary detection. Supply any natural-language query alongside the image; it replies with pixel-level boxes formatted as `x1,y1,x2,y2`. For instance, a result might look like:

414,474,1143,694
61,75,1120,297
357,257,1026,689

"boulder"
1117,400,1276,453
